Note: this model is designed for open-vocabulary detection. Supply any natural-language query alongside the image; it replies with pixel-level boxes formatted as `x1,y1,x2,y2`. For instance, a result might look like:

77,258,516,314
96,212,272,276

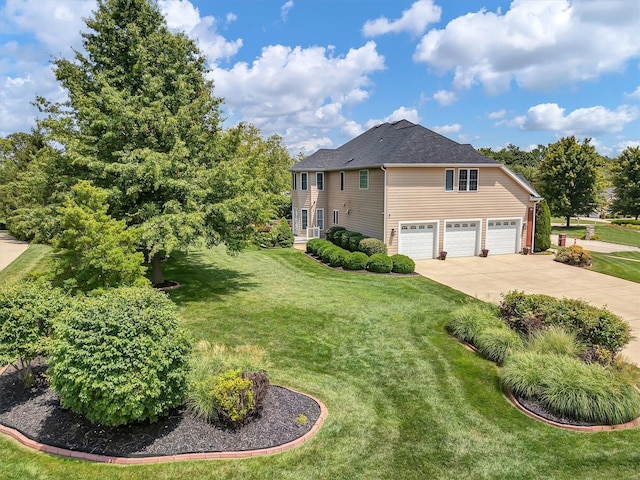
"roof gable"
291,120,498,172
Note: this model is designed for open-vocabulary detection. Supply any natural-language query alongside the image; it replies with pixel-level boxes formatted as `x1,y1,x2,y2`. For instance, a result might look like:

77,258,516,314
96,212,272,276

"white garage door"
443,221,479,258
486,220,519,255
398,223,436,260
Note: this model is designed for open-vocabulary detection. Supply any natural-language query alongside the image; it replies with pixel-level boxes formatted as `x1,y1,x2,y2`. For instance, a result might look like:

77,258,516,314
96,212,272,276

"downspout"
381,166,387,243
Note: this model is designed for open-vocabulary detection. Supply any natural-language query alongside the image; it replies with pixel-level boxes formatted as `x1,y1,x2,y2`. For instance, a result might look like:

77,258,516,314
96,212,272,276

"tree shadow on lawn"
160,250,259,305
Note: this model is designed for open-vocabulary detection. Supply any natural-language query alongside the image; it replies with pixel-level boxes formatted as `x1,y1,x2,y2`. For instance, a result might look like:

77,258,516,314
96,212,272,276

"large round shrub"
367,253,393,273
348,234,366,252
390,254,415,274
326,226,346,243
328,248,349,267
358,238,387,256
49,287,191,426
320,246,339,264
343,252,369,270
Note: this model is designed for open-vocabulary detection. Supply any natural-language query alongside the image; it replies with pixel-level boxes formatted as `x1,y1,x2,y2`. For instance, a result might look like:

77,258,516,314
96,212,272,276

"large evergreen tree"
611,146,640,219
534,200,551,252
40,0,263,284
536,137,600,227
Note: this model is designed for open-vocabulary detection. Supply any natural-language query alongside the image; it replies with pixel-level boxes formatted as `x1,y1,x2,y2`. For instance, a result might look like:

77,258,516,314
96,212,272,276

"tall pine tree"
40,0,264,284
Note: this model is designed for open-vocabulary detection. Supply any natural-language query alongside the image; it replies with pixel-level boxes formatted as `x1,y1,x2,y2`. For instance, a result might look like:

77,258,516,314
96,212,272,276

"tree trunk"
151,253,165,285
565,216,571,227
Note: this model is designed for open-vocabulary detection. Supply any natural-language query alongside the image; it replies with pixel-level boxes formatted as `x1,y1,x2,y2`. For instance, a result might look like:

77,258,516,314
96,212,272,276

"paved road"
415,253,640,366
0,233,29,272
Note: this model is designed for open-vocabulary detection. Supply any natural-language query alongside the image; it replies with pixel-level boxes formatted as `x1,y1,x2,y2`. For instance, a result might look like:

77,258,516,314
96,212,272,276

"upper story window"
458,168,478,192
340,171,345,191
316,172,324,191
301,172,308,191
292,173,297,191
359,169,369,189
445,169,454,191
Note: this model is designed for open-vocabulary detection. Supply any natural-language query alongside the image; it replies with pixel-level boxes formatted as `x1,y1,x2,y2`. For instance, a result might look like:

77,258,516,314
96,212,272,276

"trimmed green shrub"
343,252,369,270
555,245,591,266
474,327,523,364
390,254,415,274
274,218,294,247
0,280,69,386
347,234,366,252
321,246,339,264
502,352,640,425
328,248,349,267
534,200,551,252
49,287,191,426
306,238,323,254
186,342,270,426
358,238,387,256
446,303,504,345
367,253,393,273
326,226,346,242
334,230,353,248
611,219,640,226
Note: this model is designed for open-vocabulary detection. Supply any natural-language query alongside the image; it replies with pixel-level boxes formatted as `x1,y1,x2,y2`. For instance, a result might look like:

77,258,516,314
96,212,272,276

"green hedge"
359,238,387,256
326,226,346,242
390,254,415,274
343,252,369,270
367,253,393,273
611,219,640,226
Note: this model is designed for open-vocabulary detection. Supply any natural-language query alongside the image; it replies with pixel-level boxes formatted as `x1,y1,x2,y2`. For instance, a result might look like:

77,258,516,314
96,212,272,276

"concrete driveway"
0,233,29,272
415,253,640,366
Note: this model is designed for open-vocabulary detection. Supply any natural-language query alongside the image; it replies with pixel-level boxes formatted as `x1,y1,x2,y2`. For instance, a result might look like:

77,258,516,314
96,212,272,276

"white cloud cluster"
508,103,638,136
280,1,294,22
212,41,385,151
158,0,242,63
362,0,441,37
432,123,461,134
432,89,457,106
364,107,421,130
414,0,640,93
626,86,640,100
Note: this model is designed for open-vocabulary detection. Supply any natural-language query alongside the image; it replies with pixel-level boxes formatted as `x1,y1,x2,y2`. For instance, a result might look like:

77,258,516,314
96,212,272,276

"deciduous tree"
611,146,640,219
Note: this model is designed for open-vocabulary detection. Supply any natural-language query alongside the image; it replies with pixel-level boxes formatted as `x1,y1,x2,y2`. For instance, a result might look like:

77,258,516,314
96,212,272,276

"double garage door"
398,219,520,260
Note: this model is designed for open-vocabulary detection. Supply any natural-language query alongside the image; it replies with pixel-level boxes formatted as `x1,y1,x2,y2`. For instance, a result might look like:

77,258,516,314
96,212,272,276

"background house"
291,120,542,259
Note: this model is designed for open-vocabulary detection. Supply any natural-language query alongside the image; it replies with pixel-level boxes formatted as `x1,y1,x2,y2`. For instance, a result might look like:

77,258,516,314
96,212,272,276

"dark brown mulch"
0,364,321,458
515,395,597,427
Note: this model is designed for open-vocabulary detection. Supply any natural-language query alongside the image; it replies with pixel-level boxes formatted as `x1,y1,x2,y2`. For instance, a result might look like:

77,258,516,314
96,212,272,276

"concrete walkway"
0,233,29,272
553,234,640,253
415,253,640,366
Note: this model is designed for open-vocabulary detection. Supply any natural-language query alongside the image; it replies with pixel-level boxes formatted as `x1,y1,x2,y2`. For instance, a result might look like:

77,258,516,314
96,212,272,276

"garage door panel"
399,223,435,260
444,222,478,258
486,220,519,255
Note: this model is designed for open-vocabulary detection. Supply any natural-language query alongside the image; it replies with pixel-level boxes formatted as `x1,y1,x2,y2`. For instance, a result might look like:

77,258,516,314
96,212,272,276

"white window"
340,171,345,191
316,172,324,191
292,173,297,191
445,169,454,191
301,172,308,191
359,169,369,189
301,208,308,230
316,208,324,230
458,169,478,192
333,209,339,225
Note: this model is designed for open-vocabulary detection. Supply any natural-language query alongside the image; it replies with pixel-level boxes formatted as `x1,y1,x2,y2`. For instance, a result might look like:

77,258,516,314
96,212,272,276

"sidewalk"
0,233,29,271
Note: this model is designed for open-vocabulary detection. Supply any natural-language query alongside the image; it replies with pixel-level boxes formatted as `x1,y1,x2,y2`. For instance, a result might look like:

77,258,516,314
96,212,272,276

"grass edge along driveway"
1,246,639,480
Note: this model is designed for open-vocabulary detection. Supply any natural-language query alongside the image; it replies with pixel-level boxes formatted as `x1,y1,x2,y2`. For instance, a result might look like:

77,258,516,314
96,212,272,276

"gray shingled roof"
291,120,499,172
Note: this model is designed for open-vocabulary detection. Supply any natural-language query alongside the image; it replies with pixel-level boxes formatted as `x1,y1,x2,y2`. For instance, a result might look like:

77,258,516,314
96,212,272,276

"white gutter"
381,166,387,243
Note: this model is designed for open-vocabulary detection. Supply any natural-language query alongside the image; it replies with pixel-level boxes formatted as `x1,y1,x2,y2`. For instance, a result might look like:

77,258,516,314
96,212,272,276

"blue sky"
1,0,639,156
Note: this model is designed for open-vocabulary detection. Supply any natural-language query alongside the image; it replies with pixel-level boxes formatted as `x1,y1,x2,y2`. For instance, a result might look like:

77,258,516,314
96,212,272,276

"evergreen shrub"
343,252,369,270
358,238,387,256
390,254,415,274
366,253,393,273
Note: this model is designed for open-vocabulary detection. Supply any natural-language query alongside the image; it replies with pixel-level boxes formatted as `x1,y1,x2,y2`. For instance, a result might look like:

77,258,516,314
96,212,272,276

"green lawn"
1,247,640,479
551,224,640,247
590,251,640,284
0,244,52,284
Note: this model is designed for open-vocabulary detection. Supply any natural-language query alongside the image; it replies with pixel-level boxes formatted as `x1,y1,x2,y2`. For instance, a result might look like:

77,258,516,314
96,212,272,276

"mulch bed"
0,362,321,458
515,395,597,427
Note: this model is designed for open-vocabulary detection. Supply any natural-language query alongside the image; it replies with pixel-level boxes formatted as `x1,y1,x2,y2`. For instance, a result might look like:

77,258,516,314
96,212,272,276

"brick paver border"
0,364,328,464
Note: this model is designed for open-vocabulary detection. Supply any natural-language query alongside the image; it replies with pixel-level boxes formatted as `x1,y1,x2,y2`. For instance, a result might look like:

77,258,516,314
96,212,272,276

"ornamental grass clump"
446,303,504,346
527,327,584,357
502,352,640,425
474,327,523,364
49,287,191,426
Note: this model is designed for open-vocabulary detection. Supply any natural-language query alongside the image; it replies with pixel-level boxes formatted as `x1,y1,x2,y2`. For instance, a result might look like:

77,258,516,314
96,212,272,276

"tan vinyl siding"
324,168,384,239
291,171,328,234
385,166,534,255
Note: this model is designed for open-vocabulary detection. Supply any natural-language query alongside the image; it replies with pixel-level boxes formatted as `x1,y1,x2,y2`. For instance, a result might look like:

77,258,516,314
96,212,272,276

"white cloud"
341,120,364,138
432,123,462,134
414,0,640,93
363,0,441,37
487,109,506,119
290,136,332,154
365,107,421,129
509,103,638,136
281,1,294,22
626,86,640,100
158,0,242,63
432,89,457,106
212,41,385,142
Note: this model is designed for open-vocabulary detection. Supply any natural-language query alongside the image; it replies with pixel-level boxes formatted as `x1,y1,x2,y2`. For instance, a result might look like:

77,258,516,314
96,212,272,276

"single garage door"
486,220,519,255
398,223,436,260
443,221,479,258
